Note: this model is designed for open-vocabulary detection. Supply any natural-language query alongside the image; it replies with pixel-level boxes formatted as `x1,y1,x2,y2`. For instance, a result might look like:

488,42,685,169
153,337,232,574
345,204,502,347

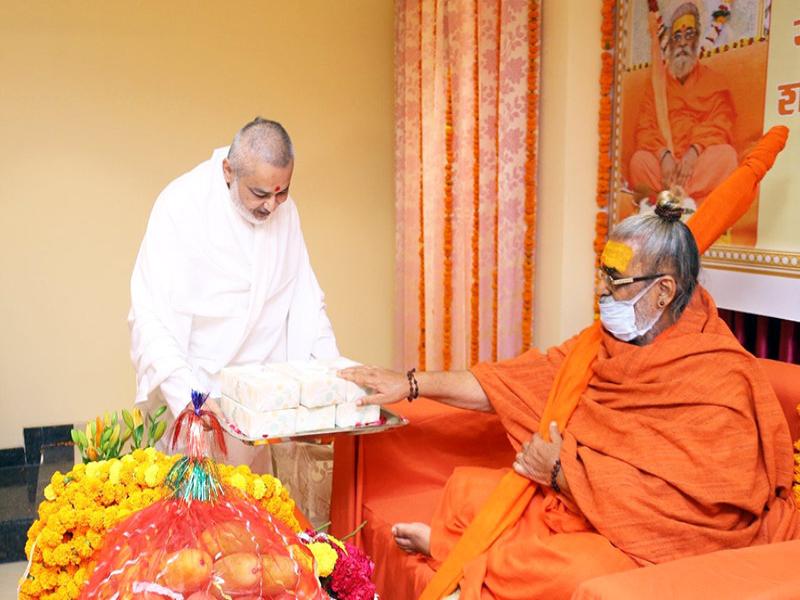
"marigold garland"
18,449,299,600
594,0,617,313
794,438,800,507
443,66,454,370
470,0,481,366
491,0,502,362
418,0,427,370
521,0,540,352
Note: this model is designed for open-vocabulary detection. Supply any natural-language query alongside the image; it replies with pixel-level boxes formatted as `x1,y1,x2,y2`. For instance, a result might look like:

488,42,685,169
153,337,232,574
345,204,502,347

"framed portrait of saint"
606,0,799,317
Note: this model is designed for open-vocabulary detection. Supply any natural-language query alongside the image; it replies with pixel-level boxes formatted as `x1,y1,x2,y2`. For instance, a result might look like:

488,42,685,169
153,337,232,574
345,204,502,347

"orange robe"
630,63,737,201
428,288,800,599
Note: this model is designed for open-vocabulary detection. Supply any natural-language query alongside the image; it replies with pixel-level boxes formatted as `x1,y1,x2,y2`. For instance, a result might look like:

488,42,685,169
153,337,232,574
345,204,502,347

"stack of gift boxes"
219,359,380,438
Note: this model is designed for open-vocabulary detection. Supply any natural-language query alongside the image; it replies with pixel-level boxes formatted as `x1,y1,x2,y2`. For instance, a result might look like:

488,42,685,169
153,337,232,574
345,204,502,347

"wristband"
550,459,562,493
406,368,419,402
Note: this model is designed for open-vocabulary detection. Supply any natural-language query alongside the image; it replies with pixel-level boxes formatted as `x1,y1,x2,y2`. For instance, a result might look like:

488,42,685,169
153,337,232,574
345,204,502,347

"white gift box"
335,403,381,428
220,358,375,437
295,404,337,433
220,365,300,412
314,357,370,404
281,361,350,407
220,396,298,438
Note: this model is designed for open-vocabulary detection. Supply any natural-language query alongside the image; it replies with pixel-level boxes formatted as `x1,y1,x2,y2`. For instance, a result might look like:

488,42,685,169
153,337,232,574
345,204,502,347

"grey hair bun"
654,190,685,222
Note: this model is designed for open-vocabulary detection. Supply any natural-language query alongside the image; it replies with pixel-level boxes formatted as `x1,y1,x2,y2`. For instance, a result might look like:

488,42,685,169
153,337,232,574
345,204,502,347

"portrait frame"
606,0,800,281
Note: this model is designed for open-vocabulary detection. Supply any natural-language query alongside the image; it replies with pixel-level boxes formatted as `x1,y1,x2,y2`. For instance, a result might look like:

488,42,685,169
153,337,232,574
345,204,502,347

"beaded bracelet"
406,368,419,402
550,459,562,493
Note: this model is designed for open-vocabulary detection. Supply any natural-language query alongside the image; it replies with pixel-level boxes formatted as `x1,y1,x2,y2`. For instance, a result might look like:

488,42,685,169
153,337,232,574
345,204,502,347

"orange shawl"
483,288,799,563
420,126,790,599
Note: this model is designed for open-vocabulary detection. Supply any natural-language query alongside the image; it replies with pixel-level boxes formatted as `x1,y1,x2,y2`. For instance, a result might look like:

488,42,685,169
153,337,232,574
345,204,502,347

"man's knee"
629,150,660,186
699,143,738,170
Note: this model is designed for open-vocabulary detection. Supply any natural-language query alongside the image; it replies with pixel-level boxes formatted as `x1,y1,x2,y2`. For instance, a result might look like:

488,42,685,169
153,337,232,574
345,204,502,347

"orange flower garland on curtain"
521,1,539,351
417,0,427,370
469,2,481,367
396,0,541,371
443,67,454,370
594,0,617,311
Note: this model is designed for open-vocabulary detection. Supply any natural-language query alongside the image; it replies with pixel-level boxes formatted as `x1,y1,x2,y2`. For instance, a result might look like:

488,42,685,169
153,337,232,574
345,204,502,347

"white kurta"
129,147,339,419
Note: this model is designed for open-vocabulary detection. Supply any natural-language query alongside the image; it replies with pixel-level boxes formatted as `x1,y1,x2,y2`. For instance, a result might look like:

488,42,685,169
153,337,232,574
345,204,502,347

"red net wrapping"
79,493,324,599
79,392,324,600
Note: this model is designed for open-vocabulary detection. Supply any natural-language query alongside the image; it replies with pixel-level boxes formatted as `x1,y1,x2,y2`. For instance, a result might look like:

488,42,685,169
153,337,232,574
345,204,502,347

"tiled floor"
0,561,24,596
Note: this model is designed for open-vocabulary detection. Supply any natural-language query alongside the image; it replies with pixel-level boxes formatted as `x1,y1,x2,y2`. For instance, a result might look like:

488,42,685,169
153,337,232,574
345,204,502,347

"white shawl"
129,147,338,414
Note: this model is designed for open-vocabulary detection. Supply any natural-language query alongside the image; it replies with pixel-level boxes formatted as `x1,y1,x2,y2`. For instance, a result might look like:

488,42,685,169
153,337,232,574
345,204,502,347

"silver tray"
220,405,408,446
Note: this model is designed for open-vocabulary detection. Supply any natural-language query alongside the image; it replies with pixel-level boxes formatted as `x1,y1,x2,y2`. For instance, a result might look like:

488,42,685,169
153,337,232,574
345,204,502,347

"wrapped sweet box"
295,404,337,433
278,362,349,407
220,396,298,438
220,365,300,412
219,358,372,438
335,402,381,429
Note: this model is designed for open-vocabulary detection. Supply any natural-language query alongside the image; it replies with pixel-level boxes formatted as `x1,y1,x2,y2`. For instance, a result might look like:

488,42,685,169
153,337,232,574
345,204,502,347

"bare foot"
392,522,431,556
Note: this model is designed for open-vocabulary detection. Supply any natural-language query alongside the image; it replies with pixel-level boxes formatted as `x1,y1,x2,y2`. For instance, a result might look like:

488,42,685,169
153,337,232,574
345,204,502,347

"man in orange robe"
338,128,797,600
630,2,737,205
424,283,799,598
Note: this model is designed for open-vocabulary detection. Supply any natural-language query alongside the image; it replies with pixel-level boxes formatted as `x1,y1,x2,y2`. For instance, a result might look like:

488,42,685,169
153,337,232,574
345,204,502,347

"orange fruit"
199,522,261,558
158,548,213,593
212,552,262,594
261,555,300,595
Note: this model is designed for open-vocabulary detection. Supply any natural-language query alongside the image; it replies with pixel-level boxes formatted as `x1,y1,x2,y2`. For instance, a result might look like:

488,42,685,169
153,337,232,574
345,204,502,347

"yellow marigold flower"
144,463,160,487
85,462,100,481
307,541,338,577
43,484,56,501
229,472,248,493
108,460,122,485
143,446,157,462
252,477,267,500
88,510,105,531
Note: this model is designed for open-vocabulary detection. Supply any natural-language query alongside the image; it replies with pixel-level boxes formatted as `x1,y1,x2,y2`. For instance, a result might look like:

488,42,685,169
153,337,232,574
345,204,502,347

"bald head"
227,117,294,176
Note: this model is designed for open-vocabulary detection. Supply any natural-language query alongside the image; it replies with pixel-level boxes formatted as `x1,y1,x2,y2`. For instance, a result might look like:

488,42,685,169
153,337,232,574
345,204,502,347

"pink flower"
302,530,377,599
328,542,376,600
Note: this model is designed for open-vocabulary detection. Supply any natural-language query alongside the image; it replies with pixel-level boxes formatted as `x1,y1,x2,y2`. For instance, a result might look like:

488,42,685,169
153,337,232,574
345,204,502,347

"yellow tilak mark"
672,13,697,33
601,240,634,272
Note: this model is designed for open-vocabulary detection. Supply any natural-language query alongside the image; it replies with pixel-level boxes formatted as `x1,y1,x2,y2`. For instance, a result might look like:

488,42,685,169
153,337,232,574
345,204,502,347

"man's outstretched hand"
338,366,409,405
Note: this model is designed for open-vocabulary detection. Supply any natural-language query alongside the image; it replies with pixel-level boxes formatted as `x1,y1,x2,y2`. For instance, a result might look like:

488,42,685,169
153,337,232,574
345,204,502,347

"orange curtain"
395,0,541,371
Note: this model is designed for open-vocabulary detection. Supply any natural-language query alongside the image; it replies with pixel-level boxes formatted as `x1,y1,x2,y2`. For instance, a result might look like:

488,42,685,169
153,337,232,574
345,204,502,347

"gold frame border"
608,0,800,280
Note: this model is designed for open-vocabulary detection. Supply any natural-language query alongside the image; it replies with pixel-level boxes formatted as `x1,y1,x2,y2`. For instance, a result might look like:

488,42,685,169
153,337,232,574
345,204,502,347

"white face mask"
599,279,664,342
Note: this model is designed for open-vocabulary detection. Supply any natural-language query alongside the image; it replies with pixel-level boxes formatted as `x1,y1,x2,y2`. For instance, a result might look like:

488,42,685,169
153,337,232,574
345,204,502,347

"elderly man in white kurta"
129,118,339,469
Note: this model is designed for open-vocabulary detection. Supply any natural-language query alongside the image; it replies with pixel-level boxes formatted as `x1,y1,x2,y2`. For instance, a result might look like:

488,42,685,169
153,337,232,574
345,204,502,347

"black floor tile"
0,448,25,468
0,518,32,563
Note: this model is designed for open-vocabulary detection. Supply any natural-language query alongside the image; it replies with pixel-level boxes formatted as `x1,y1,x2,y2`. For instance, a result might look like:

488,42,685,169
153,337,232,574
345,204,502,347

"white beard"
669,50,697,81
230,183,270,226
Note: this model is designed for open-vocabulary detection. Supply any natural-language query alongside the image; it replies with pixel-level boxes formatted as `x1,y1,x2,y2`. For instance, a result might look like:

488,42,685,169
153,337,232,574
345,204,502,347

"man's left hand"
512,421,563,486
676,146,699,187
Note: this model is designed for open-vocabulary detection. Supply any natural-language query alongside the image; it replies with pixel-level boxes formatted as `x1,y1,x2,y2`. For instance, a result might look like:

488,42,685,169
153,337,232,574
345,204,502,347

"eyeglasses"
598,269,667,288
671,28,697,43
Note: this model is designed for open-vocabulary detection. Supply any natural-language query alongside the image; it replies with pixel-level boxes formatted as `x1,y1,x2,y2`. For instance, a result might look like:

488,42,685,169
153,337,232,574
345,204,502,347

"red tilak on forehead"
274,185,281,192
